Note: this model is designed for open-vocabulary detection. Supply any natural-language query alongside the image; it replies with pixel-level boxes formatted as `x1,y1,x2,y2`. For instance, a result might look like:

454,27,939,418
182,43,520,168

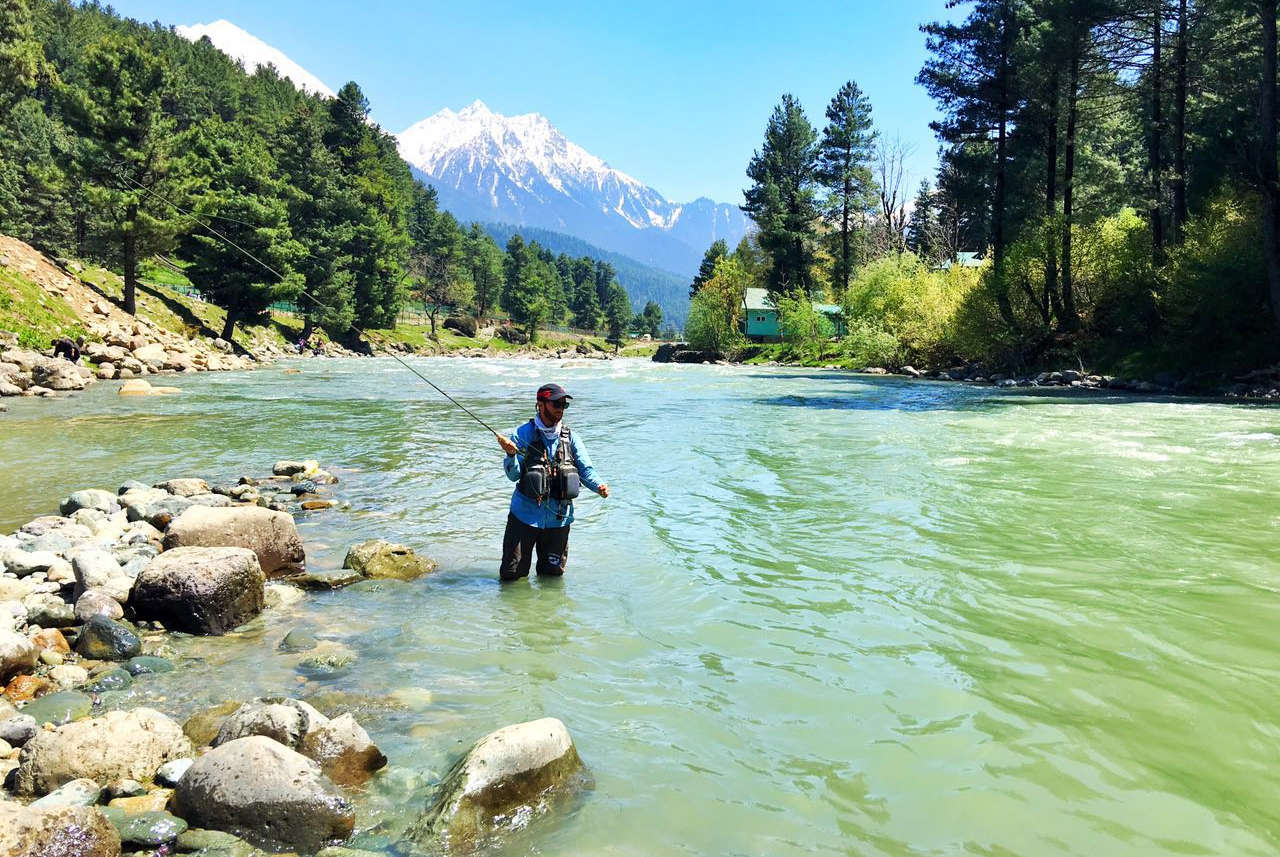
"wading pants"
500,513,570,581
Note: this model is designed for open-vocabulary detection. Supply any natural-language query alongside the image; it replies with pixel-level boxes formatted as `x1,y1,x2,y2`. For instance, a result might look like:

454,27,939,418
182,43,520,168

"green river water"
1,357,1278,856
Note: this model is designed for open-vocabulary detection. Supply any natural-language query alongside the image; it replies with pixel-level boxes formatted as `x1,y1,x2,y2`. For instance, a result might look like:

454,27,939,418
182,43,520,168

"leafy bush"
776,290,833,361
686,257,747,358
841,317,900,366
842,252,982,364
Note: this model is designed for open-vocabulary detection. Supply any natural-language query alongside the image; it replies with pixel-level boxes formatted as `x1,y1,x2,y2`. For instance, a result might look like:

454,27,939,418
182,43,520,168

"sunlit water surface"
1,358,1278,857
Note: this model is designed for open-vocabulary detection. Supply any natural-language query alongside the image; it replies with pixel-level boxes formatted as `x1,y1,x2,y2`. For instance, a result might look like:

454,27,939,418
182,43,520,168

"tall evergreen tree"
464,222,504,321
742,94,821,298
816,80,878,296
62,31,178,315
178,120,303,341
906,180,938,261
690,239,728,298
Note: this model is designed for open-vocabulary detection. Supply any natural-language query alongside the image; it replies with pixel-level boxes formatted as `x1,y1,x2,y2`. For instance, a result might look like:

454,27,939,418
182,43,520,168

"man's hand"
495,432,519,456
597,483,610,498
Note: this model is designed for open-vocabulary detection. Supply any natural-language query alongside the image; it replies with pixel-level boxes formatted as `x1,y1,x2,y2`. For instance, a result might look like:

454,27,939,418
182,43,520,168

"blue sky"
109,0,955,206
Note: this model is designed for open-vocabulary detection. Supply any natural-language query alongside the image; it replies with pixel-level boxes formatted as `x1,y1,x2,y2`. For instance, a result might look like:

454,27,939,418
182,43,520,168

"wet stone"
113,809,188,846
124,655,174,676
76,615,141,660
21,690,93,726
86,667,132,692
278,627,318,653
296,651,355,680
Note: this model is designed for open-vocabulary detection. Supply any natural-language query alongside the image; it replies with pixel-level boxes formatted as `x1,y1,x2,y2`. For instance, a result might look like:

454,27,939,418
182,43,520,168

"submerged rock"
343,539,438,581
21,690,93,727
172,734,355,853
403,717,588,853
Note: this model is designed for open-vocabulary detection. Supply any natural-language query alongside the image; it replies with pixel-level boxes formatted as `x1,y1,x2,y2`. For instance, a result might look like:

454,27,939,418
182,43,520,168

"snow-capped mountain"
398,101,748,276
175,20,334,98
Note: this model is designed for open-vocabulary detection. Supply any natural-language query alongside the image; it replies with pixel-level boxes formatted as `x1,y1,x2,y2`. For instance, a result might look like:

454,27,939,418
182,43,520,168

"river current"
1,357,1278,856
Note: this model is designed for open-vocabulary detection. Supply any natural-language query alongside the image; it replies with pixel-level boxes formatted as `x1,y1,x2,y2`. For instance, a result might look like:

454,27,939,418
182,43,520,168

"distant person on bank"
51,337,81,363
494,383,609,582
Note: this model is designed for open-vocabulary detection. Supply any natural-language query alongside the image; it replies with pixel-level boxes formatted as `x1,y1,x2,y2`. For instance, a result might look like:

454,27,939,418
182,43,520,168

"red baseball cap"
536,383,572,402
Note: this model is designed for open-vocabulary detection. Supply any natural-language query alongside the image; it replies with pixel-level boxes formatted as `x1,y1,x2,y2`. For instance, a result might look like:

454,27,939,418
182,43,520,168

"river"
1,357,1278,856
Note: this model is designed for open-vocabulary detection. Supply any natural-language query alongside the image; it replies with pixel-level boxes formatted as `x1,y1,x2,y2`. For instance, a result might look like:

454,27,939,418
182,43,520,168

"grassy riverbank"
0,237,658,361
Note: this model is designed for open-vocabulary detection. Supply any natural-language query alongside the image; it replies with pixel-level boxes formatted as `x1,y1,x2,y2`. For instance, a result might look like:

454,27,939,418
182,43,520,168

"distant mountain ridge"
398,102,748,276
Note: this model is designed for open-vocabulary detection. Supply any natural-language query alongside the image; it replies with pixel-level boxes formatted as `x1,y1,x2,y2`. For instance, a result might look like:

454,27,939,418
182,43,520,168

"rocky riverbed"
0,460,589,856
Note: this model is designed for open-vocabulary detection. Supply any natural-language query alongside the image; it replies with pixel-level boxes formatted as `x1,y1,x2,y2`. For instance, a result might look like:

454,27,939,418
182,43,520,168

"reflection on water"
2,359,1279,856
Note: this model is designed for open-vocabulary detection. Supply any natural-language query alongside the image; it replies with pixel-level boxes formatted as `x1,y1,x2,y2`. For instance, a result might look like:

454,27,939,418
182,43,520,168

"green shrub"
686,257,747,357
776,290,833,362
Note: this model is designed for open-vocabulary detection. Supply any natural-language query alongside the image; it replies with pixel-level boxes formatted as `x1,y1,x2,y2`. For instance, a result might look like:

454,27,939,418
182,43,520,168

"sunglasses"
546,400,569,409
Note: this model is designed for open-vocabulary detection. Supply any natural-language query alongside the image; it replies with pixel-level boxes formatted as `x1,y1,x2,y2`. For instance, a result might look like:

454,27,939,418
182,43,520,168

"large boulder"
131,547,264,635
15,707,191,795
404,718,588,852
0,800,121,857
342,540,438,581
163,506,305,576
60,489,119,516
32,360,88,391
172,735,355,853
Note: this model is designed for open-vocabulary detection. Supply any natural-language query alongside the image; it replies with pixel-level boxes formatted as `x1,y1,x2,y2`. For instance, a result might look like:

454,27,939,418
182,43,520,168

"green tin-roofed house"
742,288,845,341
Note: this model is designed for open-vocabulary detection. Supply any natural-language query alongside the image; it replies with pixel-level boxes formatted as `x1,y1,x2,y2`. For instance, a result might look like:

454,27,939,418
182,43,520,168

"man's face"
537,398,568,424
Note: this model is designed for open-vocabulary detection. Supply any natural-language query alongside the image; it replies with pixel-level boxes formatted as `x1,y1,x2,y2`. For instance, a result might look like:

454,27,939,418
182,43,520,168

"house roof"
743,287,841,315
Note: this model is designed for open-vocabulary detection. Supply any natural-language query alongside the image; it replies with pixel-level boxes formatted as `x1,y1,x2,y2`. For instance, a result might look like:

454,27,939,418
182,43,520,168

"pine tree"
464,223,504,321
62,31,178,315
816,80,878,296
690,239,728,298
178,120,303,341
906,180,937,261
742,94,821,298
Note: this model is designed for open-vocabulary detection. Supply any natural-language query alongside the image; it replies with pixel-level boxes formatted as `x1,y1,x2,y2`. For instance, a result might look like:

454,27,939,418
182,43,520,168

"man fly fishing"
494,383,609,582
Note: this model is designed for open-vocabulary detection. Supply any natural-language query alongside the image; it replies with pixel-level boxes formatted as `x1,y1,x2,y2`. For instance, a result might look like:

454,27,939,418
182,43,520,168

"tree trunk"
993,2,1017,328
221,307,238,342
1062,38,1082,331
1261,0,1280,329
841,172,852,296
1151,5,1165,263
1173,0,1189,241
1044,68,1062,323
123,201,138,315
301,312,315,341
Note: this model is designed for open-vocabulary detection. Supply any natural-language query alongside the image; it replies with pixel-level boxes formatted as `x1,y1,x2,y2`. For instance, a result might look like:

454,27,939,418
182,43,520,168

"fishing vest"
517,421,580,503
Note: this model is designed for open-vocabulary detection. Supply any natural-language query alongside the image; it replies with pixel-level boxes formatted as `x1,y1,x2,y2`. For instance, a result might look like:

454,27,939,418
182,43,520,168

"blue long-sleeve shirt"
503,420,602,528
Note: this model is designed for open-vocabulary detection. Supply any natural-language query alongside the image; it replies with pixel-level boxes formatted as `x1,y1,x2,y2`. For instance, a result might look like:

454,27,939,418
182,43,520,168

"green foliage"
686,257,747,357
0,266,85,350
843,252,983,364
776,290,834,361
690,239,728,299
177,120,303,340
841,318,901,367
817,80,877,295
743,94,821,297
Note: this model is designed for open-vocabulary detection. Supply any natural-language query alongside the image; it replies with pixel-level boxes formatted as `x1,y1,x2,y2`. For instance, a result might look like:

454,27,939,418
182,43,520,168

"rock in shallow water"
172,734,354,853
0,800,122,857
131,546,264,635
343,539,438,581
15,707,192,796
162,505,305,576
111,808,186,846
74,616,140,661
403,717,589,853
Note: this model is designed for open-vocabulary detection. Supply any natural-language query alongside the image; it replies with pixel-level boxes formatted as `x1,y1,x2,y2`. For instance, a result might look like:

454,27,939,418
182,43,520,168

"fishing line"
106,163,511,440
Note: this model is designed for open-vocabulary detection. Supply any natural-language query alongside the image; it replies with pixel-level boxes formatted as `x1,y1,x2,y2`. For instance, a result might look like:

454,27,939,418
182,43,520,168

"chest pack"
517,422,580,503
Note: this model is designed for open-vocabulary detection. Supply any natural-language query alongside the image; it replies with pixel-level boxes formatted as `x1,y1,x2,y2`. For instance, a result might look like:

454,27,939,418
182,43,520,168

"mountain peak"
175,19,334,98
396,102,749,275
